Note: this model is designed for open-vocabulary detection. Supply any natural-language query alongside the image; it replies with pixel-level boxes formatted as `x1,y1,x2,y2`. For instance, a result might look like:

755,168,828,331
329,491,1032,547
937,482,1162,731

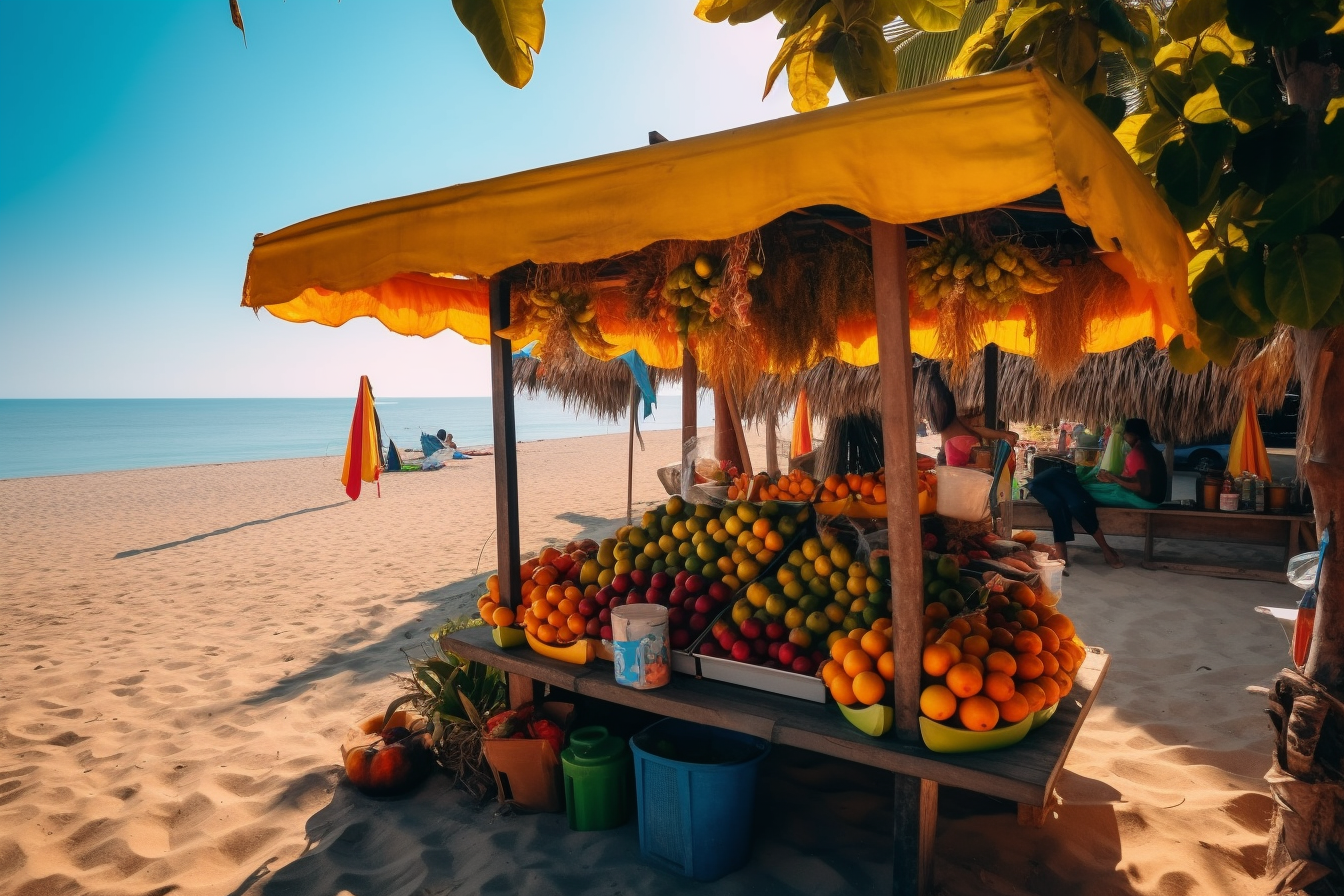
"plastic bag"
1098,421,1126,475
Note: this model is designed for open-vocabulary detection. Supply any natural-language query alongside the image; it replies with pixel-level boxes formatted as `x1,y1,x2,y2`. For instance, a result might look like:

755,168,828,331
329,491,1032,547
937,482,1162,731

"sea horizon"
0,395,712,480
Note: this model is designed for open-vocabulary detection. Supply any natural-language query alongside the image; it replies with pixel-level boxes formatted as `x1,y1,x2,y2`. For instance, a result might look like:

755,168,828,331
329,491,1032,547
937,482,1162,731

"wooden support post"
681,347,697,497
627,381,638,526
489,276,522,609
872,221,923,743
983,342,1000,430
1017,802,1048,828
765,415,780,477
1164,441,1176,502
893,774,938,896
507,673,536,709
723,378,753,479
714,384,739,469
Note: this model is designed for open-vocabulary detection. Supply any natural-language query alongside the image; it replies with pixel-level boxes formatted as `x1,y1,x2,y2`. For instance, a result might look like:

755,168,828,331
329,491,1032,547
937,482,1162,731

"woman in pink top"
924,367,1018,467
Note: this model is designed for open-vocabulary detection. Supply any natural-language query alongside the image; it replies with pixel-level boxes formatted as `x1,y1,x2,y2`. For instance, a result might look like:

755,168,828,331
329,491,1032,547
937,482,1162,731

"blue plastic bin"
629,718,770,881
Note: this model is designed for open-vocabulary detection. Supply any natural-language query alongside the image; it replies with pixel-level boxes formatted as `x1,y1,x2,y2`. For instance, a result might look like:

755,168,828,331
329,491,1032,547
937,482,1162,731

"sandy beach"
0,428,1300,896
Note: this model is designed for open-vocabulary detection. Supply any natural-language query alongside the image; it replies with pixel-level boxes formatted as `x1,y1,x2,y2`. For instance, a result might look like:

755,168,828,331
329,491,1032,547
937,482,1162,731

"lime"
736,503,759,524
797,593,820,613
665,496,685,517
784,607,805,629
805,611,831,635
801,538,824,562
765,594,789,618
783,580,806,601
671,521,689,541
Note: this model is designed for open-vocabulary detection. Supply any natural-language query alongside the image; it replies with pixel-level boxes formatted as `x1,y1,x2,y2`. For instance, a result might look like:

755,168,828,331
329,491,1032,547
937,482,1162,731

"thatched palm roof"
512,338,695,421
740,334,1295,445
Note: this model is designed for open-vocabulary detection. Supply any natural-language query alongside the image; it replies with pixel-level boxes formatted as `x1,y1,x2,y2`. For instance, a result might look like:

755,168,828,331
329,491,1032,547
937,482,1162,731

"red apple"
552,555,574,575
625,592,644,604
668,586,688,607
594,587,615,607
598,607,612,623
707,581,731,603
609,596,625,609
778,643,798,666
791,656,814,675
674,570,690,587
689,613,708,632
717,630,738,651
810,650,825,667
711,620,731,639
767,642,781,660
694,595,716,615
739,618,763,640
667,607,687,627
730,640,752,662
577,598,598,618
600,625,613,640
765,622,786,642
611,574,632,595
585,617,603,638
629,569,650,588
685,574,706,595
645,587,667,605
752,638,769,657
697,641,722,657
650,571,672,591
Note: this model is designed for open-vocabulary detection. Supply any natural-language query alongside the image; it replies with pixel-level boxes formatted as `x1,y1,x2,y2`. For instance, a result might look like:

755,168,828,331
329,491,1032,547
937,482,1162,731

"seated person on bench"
1027,418,1167,569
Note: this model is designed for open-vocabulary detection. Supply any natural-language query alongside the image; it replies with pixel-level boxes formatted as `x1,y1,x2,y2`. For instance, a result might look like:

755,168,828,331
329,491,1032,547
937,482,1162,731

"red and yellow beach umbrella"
1226,394,1273,480
791,389,813,459
342,375,382,500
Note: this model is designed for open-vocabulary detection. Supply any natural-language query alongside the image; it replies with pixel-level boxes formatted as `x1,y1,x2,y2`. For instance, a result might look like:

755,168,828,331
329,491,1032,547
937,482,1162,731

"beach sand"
0,428,1299,895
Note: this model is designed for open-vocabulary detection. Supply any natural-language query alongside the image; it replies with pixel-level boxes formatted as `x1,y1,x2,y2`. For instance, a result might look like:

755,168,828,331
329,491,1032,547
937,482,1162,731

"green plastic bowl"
492,625,527,648
1030,701,1058,730
919,714,1032,753
839,702,894,737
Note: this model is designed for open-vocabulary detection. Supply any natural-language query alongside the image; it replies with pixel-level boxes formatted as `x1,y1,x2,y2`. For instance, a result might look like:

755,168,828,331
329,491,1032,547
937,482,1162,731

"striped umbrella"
790,389,813,459
341,375,382,500
1225,394,1273,480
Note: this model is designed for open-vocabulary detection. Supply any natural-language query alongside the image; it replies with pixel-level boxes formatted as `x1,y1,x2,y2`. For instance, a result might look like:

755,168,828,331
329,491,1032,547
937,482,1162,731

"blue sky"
0,2,806,398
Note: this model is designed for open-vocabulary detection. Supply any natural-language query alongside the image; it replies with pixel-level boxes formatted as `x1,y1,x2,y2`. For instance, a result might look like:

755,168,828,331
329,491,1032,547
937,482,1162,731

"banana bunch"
909,237,1060,315
661,253,762,339
521,286,614,357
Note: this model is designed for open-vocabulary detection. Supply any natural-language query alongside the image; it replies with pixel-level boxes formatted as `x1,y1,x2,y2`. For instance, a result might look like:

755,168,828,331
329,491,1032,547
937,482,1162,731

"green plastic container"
561,726,630,831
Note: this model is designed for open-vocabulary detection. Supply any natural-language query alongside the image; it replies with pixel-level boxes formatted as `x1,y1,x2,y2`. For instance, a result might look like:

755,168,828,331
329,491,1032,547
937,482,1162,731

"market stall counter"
440,624,1110,871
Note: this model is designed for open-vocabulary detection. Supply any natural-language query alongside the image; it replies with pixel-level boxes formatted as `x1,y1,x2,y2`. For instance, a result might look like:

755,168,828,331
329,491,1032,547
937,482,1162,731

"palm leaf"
884,0,995,89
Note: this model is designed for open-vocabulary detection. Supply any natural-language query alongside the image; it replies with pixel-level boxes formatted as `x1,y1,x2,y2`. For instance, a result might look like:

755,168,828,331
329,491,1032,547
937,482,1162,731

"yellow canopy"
243,65,1195,361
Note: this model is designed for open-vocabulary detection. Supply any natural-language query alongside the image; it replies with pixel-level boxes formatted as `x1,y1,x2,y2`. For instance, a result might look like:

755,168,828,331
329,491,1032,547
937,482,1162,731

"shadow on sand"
113,502,348,558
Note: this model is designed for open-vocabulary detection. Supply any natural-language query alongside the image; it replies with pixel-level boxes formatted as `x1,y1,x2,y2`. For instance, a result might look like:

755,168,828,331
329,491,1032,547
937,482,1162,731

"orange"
877,651,895,681
996,692,1031,723
519,559,538,580
1015,653,1045,681
1016,609,1039,630
752,518,772,539
831,638,860,663
477,594,495,609
842,650,874,678
556,598,577,617
1036,626,1061,653
987,593,1010,610
959,654,984,674
1036,675,1061,706
539,546,561,565
1038,651,1060,677
486,574,500,596
801,479,816,496
945,662,983,698
920,684,958,721
564,585,583,602
859,477,875,497
521,579,536,601
556,626,577,643
848,627,869,642
942,642,963,665
872,484,886,503
924,602,950,621
546,584,566,604
969,621,992,639
1053,649,1076,674
820,659,841,687
1054,671,1074,697
531,598,554,620
936,628,963,648
924,628,941,645
537,623,559,644
871,618,892,633
834,483,850,499
491,605,516,628
480,602,498,624
532,566,558,589
1044,613,1076,640
823,473,843,492
764,531,784,552
922,643,956,677
845,473,862,492
584,584,599,599
984,649,1016,677
958,695,999,731
982,670,1016,703
829,671,856,705
989,627,1016,649
1017,681,1046,713
567,613,587,635
960,635,989,658
860,630,889,659
1013,631,1042,656
548,610,568,630
948,617,972,635
852,671,886,706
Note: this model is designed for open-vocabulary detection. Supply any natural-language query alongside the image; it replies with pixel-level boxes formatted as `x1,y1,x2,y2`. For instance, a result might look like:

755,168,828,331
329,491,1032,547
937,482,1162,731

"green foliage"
451,0,545,89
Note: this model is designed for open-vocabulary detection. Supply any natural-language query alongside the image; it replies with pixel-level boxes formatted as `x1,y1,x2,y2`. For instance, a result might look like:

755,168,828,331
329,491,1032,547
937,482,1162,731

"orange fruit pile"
817,471,888,505
918,593,1082,733
477,541,600,645
818,623,894,707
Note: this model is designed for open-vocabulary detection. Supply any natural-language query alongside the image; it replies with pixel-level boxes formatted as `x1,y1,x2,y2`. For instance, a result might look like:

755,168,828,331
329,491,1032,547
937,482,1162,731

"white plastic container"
1035,558,1065,604
611,605,671,690
934,466,994,521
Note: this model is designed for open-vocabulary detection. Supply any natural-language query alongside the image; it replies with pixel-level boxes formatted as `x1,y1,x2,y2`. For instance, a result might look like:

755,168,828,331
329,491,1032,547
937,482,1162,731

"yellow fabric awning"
243,65,1195,358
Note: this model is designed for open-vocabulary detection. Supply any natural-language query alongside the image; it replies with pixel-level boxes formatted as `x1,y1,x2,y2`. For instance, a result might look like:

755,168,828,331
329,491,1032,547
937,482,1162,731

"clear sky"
0,2,810,398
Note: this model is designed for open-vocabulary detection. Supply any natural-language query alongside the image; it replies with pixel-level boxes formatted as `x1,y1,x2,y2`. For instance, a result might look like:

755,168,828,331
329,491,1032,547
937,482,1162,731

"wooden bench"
1010,499,1314,582
441,625,1110,894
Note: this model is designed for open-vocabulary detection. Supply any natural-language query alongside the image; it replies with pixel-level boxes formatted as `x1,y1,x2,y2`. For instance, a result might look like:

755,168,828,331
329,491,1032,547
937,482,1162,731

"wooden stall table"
441,625,1110,882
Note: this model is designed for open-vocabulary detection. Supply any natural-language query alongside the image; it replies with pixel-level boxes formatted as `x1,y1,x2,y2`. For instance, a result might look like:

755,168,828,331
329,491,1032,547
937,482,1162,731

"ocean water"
0,396,711,480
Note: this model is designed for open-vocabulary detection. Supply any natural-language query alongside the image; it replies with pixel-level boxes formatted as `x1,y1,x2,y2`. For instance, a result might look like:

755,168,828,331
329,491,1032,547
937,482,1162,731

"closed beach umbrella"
790,389,812,459
342,375,382,500
1226,395,1273,480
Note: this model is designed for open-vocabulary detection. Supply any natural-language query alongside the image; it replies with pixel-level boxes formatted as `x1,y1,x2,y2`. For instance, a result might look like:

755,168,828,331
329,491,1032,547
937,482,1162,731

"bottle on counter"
1219,474,1239,512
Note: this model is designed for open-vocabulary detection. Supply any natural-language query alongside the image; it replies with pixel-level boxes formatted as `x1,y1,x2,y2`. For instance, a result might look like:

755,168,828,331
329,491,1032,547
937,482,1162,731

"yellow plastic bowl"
839,702,894,737
1030,701,1058,730
812,498,852,516
845,501,888,520
919,714,1032,753
524,630,594,665
492,625,527,649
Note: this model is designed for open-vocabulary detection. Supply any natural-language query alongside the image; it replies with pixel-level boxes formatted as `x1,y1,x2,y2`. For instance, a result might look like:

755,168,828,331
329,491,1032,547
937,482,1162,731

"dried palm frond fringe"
513,329,691,421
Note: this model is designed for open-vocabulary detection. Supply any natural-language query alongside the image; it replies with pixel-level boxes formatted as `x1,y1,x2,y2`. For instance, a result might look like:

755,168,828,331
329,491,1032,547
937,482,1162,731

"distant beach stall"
240,64,1199,895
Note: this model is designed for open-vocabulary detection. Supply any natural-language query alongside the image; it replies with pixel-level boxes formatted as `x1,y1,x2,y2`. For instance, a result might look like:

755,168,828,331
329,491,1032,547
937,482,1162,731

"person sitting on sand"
435,430,458,450
924,368,1018,467
1027,418,1167,568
